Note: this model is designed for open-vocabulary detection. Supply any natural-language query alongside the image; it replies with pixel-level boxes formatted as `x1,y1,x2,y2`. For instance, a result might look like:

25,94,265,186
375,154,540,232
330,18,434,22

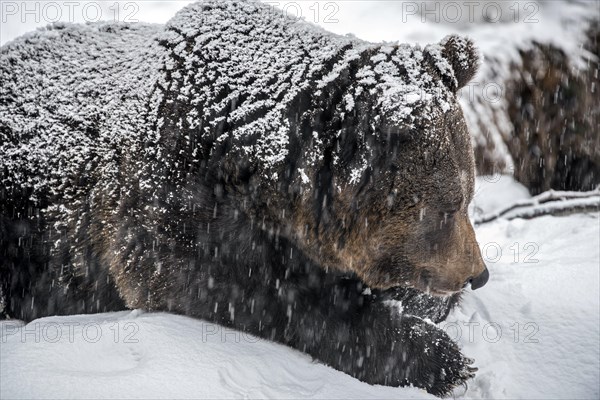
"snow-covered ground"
2,176,598,399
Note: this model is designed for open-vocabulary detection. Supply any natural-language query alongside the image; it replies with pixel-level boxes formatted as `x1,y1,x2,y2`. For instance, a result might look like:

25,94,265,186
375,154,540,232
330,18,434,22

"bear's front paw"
427,346,477,397
396,315,476,397
347,314,476,397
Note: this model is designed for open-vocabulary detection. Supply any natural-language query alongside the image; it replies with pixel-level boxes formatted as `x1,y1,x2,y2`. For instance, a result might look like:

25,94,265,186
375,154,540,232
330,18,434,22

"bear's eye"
440,211,457,221
437,211,457,229
440,194,464,215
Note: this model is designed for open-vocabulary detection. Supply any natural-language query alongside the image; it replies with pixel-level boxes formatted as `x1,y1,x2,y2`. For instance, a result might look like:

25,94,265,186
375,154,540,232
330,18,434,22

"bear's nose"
468,267,489,290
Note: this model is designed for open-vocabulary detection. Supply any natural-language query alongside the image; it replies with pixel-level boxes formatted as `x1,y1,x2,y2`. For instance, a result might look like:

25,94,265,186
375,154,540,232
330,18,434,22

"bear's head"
156,5,487,295
278,35,488,295
217,33,488,295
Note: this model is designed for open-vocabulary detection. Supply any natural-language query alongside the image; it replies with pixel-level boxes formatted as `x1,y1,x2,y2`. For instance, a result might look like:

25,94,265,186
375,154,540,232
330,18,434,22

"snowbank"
2,176,598,399
472,175,532,216
0,311,429,399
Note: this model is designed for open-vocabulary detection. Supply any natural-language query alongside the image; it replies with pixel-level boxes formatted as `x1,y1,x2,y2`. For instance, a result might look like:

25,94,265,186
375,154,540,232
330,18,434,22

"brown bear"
0,0,488,396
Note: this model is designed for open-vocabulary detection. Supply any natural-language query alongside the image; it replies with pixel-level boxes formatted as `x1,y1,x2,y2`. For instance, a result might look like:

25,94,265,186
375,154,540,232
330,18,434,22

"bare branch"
474,188,600,225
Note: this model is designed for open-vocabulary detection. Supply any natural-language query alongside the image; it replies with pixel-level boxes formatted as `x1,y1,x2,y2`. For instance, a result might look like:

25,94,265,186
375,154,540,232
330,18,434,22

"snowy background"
1,1,599,399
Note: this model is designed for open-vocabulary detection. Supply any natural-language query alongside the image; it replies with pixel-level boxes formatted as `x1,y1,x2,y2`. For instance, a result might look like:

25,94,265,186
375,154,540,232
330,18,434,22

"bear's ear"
425,34,481,92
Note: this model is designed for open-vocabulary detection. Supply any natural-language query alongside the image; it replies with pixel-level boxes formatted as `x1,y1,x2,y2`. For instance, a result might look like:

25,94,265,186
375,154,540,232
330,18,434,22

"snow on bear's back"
156,0,459,177
0,0,463,210
156,0,359,168
0,22,163,201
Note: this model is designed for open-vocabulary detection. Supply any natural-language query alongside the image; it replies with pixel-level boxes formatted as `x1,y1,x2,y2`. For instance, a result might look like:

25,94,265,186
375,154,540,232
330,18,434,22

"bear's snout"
468,266,489,290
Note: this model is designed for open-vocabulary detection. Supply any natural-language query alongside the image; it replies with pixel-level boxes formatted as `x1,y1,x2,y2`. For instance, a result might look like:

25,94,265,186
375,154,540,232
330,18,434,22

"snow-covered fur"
0,0,487,396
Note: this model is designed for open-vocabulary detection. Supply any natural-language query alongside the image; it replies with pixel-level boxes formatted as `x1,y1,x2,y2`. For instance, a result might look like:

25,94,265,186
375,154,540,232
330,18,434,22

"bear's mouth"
369,280,461,298
401,280,460,297
411,268,463,297
361,259,463,296
423,287,459,297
